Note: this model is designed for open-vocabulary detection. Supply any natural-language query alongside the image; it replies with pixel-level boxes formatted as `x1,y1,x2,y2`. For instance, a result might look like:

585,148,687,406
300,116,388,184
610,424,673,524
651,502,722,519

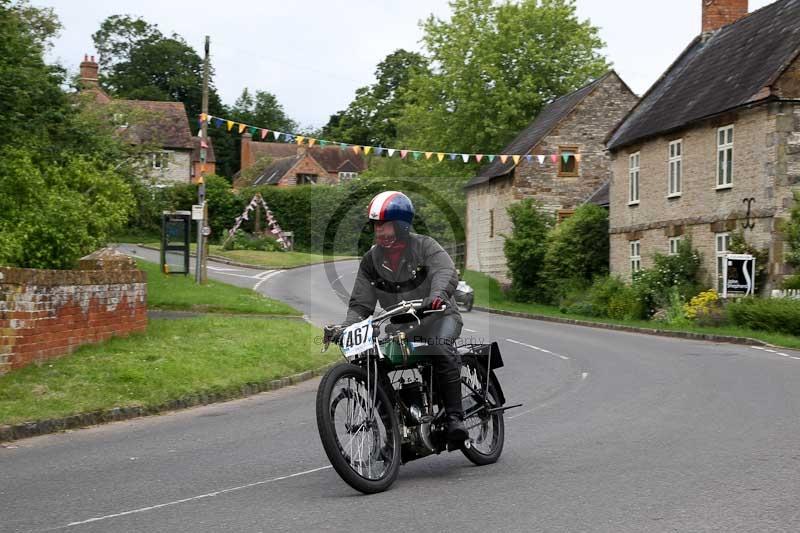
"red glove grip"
430,297,443,310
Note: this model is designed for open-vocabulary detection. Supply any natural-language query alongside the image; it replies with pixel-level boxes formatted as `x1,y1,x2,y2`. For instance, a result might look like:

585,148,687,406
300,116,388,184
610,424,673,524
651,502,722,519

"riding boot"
441,377,468,444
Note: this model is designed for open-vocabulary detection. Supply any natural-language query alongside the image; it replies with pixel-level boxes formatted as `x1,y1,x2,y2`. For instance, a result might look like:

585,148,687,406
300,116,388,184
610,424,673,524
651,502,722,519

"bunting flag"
201,114,602,167
223,193,290,251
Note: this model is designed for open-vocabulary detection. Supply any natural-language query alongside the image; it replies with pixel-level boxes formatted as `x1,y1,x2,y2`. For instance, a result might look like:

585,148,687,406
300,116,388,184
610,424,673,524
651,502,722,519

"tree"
398,0,609,154
503,199,554,301
230,88,297,133
541,204,609,303
322,49,429,147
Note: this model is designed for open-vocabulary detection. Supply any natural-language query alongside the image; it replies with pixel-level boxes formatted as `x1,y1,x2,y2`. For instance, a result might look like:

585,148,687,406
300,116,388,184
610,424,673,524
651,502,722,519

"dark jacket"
344,233,462,326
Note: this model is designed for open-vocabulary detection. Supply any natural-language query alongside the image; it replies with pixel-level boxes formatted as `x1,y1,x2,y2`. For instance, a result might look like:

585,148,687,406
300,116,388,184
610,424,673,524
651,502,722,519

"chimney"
241,132,252,170
79,54,99,89
702,0,748,33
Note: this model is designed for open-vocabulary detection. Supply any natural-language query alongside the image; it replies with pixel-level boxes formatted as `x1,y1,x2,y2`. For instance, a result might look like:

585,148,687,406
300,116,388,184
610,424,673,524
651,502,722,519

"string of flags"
199,113,585,166
222,193,290,250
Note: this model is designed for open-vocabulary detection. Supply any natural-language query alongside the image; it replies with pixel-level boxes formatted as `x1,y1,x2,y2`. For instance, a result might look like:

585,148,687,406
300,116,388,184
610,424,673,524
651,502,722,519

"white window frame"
338,171,358,180
150,151,169,170
628,152,640,205
630,240,641,273
668,139,682,197
669,236,682,255
716,125,734,189
716,233,730,292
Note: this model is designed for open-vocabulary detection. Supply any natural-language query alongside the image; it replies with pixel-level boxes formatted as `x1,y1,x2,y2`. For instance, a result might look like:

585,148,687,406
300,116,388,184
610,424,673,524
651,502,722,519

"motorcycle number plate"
340,318,374,359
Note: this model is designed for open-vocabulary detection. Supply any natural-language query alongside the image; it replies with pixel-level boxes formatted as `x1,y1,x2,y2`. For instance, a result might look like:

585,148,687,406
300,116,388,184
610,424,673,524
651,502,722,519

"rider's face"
374,221,397,247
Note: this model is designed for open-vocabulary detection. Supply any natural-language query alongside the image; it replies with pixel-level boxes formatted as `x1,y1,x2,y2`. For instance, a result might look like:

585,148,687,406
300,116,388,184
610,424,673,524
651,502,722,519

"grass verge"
138,259,298,315
463,270,800,350
0,316,337,426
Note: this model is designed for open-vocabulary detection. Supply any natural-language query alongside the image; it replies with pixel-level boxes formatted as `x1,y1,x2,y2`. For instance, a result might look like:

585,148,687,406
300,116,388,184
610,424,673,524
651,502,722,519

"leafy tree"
323,49,429,147
230,88,296,133
399,0,608,154
784,190,800,269
541,204,609,303
503,199,554,301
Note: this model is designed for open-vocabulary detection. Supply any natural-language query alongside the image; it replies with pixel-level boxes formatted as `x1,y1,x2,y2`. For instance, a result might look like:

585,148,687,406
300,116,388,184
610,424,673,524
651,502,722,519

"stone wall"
465,175,515,283
0,249,147,375
146,150,192,185
609,102,800,288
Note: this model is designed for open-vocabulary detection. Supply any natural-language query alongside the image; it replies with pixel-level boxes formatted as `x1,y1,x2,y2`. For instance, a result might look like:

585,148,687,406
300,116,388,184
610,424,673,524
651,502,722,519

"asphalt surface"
2,245,800,532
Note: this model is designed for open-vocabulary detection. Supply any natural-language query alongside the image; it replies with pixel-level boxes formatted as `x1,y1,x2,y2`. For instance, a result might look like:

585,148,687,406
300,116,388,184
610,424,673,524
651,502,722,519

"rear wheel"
316,362,401,493
459,354,504,465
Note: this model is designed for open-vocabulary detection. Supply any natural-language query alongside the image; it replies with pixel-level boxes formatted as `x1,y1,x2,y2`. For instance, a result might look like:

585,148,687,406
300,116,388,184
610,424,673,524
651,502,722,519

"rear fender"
466,342,506,405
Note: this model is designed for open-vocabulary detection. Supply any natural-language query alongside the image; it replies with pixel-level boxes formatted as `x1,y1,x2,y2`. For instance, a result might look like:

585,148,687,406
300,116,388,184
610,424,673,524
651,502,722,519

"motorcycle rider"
331,190,468,445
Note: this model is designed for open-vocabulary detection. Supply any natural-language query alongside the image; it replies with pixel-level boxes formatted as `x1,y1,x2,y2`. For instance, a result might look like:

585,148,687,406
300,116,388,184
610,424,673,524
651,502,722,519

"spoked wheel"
459,354,504,465
316,362,401,494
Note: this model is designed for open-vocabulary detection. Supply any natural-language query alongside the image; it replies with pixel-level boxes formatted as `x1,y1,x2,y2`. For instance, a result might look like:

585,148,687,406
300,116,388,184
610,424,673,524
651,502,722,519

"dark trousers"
407,315,463,415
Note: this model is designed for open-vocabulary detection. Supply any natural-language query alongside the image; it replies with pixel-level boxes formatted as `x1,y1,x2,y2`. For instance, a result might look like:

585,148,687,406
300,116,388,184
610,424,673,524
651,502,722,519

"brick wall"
609,102,800,288
0,249,147,374
278,154,338,186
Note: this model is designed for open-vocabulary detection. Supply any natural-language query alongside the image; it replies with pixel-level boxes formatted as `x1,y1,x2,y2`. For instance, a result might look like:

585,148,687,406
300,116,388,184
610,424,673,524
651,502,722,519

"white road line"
581,372,589,380
207,266,243,272
253,270,283,291
58,466,332,529
505,338,569,360
751,346,800,361
463,328,477,333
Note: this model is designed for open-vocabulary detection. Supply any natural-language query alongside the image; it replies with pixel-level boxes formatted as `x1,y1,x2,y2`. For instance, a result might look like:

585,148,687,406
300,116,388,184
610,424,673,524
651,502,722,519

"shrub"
503,199,554,301
784,190,800,269
541,204,609,303
222,230,282,252
683,289,726,327
559,276,642,320
782,275,800,290
633,239,702,317
727,297,800,336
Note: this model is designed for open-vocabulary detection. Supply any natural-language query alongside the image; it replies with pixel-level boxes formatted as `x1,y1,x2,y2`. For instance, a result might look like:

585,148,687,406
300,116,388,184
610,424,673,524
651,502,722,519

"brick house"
464,71,639,283
236,133,366,187
78,55,213,185
606,0,800,292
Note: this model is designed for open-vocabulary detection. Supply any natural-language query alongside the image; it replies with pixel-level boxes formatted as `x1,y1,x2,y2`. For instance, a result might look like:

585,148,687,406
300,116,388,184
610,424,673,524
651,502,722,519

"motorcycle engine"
398,380,437,454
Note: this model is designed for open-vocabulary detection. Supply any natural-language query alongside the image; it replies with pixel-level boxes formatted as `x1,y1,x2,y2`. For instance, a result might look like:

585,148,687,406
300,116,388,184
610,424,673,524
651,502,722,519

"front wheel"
316,362,401,494
459,354,504,465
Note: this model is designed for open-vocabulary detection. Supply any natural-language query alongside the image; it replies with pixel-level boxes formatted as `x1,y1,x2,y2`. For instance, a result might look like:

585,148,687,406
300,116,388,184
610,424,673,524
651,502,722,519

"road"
2,245,800,532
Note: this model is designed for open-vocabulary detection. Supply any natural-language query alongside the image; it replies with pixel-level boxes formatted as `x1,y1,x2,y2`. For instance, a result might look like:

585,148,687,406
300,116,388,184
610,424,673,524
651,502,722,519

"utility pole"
196,35,210,284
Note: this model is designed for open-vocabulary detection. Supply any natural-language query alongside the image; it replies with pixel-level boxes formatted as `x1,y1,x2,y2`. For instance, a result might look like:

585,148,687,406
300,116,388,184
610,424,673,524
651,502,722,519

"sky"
38,0,775,131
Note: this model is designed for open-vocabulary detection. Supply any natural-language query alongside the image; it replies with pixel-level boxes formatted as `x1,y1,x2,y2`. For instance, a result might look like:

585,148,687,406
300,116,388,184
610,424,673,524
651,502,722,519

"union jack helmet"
367,191,414,225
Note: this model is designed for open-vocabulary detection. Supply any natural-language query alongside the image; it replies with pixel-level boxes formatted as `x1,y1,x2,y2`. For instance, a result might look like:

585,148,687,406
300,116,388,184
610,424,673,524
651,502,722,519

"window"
296,174,318,185
338,171,358,180
150,152,169,170
716,233,730,292
489,209,495,238
630,240,641,273
557,209,575,223
716,125,734,188
669,236,682,255
558,146,579,177
629,152,640,204
668,140,682,196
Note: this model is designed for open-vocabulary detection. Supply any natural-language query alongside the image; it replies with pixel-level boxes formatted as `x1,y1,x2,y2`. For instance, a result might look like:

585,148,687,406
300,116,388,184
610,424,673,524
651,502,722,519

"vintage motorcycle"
316,300,519,494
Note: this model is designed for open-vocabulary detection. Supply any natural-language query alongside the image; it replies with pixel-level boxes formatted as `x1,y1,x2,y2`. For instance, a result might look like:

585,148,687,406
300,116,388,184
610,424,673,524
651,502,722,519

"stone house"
236,133,367,187
606,0,800,292
464,71,639,283
78,55,212,185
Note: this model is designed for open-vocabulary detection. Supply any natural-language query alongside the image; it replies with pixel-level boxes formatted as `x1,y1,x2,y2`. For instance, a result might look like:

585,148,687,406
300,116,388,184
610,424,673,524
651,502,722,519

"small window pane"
727,128,733,144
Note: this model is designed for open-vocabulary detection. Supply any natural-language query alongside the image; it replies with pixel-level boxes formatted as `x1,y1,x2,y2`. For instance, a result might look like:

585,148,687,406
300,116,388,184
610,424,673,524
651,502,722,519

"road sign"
722,253,755,297
192,204,204,221
201,226,212,237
